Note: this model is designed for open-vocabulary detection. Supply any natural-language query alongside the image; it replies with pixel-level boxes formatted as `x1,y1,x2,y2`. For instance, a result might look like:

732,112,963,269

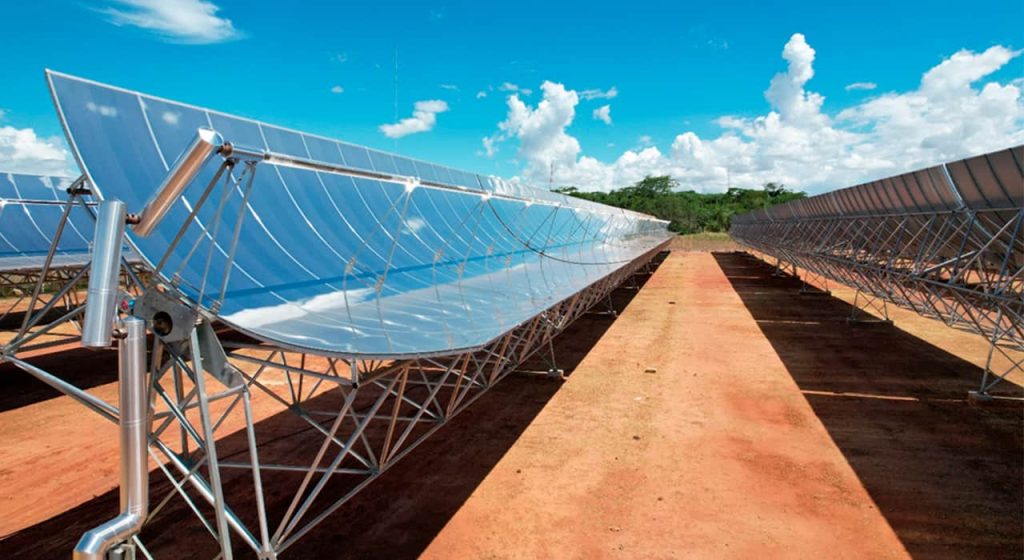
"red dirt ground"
0,249,1020,558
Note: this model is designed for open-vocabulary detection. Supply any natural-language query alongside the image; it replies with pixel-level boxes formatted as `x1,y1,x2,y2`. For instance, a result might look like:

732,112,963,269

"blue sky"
0,0,1021,193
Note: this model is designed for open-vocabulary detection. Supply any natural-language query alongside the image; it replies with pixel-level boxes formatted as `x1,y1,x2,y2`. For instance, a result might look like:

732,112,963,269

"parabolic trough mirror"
1,171,143,404
730,145,1024,398
47,70,672,558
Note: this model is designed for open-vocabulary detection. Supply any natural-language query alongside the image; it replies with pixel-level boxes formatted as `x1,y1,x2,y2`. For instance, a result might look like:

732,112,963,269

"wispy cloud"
580,86,618,101
334,52,349,63
593,104,612,125
845,81,877,91
380,100,450,138
330,85,344,94
482,136,498,157
687,25,729,51
86,102,118,117
161,111,180,125
499,82,533,96
440,84,458,91
476,91,488,99
701,39,729,50
100,0,241,44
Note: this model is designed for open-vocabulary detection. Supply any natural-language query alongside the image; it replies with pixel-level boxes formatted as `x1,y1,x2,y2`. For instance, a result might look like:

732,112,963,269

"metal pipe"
225,143,609,211
0,198,98,207
3,356,118,423
73,317,149,556
81,200,126,348
74,317,149,560
134,128,224,237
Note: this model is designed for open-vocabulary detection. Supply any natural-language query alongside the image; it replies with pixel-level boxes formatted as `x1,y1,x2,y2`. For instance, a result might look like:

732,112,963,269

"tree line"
553,176,806,234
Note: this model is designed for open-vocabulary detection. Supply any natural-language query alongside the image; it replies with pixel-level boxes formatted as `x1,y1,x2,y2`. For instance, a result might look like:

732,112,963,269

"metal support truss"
732,205,1024,396
797,268,832,296
0,267,86,335
771,257,797,278
0,183,146,416
125,243,666,558
975,308,1024,398
587,294,618,318
1,182,91,335
847,289,892,325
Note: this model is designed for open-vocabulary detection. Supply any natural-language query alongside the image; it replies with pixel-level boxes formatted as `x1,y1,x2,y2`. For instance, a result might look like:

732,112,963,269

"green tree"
554,176,805,234
764,182,787,197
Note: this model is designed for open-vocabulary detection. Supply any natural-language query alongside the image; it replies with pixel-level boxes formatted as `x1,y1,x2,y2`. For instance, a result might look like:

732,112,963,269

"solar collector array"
740,147,1022,222
49,71,671,358
946,149,1023,230
0,172,94,273
731,144,1024,273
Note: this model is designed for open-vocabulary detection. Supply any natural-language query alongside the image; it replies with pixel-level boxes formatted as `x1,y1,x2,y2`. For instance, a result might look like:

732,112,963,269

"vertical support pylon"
799,269,831,296
770,258,797,279
74,200,151,559
544,332,564,379
847,290,892,325
970,309,1024,403
188,327,234,560
588,294,618,317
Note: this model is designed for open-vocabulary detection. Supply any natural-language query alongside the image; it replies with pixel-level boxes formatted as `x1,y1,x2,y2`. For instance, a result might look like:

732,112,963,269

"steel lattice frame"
127,242,665,559
730,146,1023,395
62,144,670,559
2,176,88,332
0,266,86,333
1,184,146,420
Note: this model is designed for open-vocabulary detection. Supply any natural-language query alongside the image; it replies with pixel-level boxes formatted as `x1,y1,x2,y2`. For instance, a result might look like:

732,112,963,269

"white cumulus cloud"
593,104,612,125
0,124,74,176
379,99,450,139
101,0,241,44
764,33,826,126
485,34,1024,194
330,85,344,94
483,81,580,180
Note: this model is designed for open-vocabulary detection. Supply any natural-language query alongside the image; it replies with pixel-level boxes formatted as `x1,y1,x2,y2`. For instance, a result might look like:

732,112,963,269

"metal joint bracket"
134,287,198,343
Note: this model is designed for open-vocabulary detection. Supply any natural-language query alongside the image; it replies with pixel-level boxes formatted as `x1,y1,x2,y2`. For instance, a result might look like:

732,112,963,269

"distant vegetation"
554,176,806,234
